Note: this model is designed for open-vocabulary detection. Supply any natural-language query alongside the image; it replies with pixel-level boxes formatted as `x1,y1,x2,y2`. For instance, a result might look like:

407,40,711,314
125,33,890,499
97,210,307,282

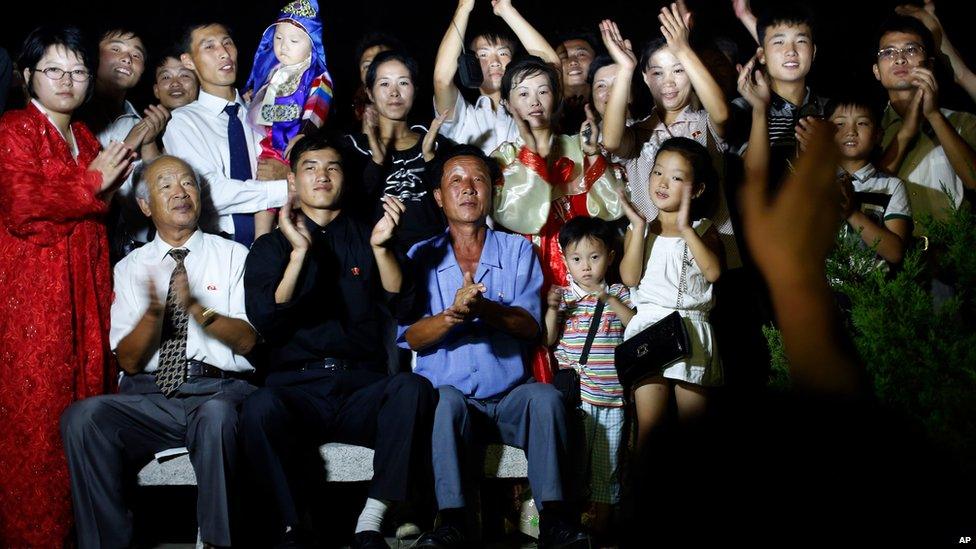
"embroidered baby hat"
245,0,330,95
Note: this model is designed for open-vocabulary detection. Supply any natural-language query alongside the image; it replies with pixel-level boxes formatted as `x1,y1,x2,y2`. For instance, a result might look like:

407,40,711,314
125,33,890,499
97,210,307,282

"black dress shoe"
275,526,313,549
414,524,467,549
538,520,591,549
351,530,391,549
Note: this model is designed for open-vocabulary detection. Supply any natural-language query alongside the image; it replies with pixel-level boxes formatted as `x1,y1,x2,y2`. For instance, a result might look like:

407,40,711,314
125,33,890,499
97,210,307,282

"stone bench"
138,443,529,486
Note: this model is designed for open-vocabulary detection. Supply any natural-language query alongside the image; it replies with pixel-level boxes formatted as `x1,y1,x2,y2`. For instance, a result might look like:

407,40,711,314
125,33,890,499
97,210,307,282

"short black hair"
425,143,502,190
467,25,518,54
756,3,816,46
178,21,232,55
638,37,669,74
654,137,719,220
364,50,420,90
876,14,935,62
500,55,562,106
586,54,615,85
154,47,185,71
825,92,883,128
18,25,95,102
556,28,604,57
558,216,616,254
289,133,343,172
354,31,405,66
98,27,143,46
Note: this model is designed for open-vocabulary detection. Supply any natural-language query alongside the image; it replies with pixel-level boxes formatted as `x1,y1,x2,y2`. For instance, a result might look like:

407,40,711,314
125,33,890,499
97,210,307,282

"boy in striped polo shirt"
544,217,635,540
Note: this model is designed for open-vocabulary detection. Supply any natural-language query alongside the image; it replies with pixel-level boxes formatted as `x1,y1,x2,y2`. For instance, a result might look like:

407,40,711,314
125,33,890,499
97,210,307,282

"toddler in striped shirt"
544,216,635,539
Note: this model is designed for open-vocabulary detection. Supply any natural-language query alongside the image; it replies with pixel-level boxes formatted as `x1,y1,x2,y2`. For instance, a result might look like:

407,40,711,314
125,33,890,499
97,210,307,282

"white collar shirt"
162,89,289,236
435,92,518,156
110,229,254,373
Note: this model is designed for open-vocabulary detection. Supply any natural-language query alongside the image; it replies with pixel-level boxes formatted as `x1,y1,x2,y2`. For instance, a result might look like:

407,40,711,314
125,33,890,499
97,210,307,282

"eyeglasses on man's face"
34,67,92,82
877,44,925,62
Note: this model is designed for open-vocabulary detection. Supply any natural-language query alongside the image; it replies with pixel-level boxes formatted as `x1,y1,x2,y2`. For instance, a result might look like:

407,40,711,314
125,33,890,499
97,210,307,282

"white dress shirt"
435,92,518,156
163,90,289,236
110,230,254,373
94,100,153,242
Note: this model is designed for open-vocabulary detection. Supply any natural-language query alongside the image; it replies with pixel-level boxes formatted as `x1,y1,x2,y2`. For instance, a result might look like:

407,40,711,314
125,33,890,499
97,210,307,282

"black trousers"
240,369,436,528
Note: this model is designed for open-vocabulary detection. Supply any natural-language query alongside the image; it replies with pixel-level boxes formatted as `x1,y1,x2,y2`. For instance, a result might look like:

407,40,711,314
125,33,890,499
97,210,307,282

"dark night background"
2,0,975,131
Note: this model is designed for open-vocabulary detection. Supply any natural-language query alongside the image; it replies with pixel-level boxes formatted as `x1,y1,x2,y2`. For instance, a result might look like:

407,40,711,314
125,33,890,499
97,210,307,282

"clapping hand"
363,105,388,165
616,187,646,229
370,195,406,248
90,141,136,194
599,20,636,72
737,53,771,111
580,103,599,156
739,116,840,285
509,102,540,155
278,196,312,253
659,2,692,55
452,270,487,319
423,112,448,162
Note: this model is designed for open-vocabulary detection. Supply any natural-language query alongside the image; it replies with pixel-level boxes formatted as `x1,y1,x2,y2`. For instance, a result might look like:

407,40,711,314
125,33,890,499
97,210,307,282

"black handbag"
614,243,694,390
553,297,605,409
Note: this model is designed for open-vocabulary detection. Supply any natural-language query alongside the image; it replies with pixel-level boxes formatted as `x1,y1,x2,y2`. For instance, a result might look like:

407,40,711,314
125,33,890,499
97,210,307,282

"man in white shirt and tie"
61,155,258,549
163,21,290,248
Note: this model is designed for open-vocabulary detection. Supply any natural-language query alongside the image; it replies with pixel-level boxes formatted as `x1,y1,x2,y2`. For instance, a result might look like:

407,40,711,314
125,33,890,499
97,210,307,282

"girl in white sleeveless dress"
618,137,724,455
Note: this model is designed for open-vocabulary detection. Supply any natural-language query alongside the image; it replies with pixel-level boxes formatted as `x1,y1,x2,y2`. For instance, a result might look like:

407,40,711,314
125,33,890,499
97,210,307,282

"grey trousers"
60,374,254,549
432,382,570,511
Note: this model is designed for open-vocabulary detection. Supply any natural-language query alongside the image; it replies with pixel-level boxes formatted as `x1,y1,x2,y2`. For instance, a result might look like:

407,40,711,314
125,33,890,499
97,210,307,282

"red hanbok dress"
492,134,624,382
0,102,114,547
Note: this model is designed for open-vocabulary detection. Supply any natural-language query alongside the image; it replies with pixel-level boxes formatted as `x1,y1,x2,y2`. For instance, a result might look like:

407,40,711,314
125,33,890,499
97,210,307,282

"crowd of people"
0,0,973,547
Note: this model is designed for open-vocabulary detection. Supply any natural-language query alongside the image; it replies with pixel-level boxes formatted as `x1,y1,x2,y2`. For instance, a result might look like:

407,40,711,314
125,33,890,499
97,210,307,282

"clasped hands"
441,271,488,327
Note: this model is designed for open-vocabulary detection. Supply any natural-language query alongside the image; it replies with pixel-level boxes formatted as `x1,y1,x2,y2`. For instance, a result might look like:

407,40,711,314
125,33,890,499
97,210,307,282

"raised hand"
423,112,448,162
911,67,940,118
676,181,693,233
509,102,540,154
580,103,599,156
899,88,925,141
895,3,943,49
491,0,514,16
370,195,406,248
145,277,164,318
257,158,289,181
90,141,136,193
546,285,564,309
599,20,636,71
140,104,171,145
278,196,312,253
739,116,840,284
171,269,196,311
659,2,692,54
452,270,487,317
616,187,646,228
363,105,387,165
737,54,771,110
732,0,752,19
838,173,857,219
795,116,820,153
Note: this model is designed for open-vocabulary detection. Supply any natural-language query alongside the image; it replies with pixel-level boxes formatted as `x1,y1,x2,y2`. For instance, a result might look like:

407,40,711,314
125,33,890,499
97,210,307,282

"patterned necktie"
155,248,190,396
224,103,256,248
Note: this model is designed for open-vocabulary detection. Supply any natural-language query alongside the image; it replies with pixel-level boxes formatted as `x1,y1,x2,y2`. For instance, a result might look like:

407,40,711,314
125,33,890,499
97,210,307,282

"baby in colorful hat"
245,0,334,239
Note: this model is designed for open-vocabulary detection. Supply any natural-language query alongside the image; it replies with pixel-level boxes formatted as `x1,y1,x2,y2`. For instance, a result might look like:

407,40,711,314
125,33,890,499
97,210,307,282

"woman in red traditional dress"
0,26,134,547
491,57,624,382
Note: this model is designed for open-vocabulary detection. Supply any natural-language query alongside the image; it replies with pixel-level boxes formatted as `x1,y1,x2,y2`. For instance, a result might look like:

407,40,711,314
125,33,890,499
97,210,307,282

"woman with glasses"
0,25,133,547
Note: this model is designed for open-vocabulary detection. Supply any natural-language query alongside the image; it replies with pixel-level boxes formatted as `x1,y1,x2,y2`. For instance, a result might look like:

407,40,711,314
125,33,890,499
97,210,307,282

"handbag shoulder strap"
579,297,605,366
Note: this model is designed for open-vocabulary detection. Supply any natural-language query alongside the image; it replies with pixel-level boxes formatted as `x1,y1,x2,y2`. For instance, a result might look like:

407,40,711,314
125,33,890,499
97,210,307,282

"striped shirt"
554,283,632,407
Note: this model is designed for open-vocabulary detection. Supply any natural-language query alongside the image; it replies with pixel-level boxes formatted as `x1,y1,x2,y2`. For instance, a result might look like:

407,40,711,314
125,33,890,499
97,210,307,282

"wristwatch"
199,307,218,328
